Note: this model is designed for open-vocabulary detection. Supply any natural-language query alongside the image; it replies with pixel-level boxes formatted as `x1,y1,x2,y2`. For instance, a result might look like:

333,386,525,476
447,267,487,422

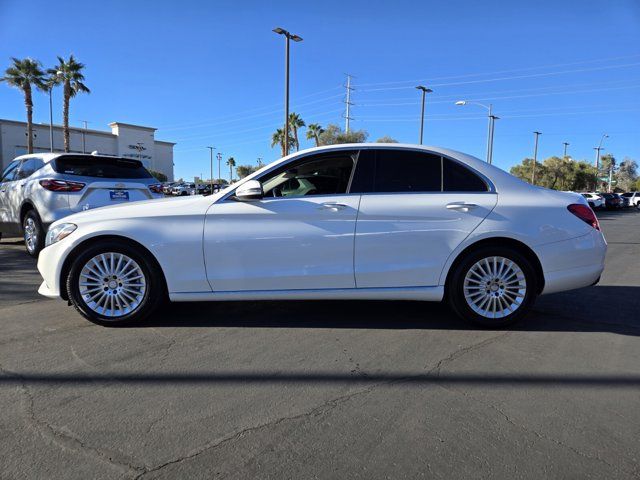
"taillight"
567,204,600,231
149,183,163,194
39,179,85,192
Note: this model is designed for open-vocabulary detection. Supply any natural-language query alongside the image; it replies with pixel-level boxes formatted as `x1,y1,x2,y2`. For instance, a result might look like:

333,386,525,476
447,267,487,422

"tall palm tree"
1,58,46,154
226,157,236,182
48,55,90,152
306,123,325,147
271,128,286,157
288,112,305,151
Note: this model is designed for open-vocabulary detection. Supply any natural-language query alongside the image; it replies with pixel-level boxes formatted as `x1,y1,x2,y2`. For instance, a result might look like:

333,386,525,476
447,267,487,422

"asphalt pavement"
1,209,639,479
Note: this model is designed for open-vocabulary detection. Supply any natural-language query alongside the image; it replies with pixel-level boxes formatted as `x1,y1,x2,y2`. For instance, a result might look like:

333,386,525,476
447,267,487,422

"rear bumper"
537,229,607,295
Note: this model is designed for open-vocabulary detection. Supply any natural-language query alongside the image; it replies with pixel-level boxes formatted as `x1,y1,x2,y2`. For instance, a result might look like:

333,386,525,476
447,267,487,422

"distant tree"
288,112,305,151
616,157,638,191
236,164,259,179
48,55,90,152
376,136,399,143
1,57,47,154
306,123,325,147
149,169,167,182
226,157,236,182
510,157,597,191
318,123,369,145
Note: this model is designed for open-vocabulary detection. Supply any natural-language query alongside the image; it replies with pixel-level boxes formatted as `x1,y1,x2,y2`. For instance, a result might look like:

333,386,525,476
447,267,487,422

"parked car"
0,153,163,256
581,193,604,210
162,182,178,195
613,193,626,208
172,183,195,196
37,145,606,328
598,192,622,209
620,192,640,207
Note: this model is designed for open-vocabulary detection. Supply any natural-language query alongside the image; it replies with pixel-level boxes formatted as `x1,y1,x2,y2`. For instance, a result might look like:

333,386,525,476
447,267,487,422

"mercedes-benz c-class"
37,145,607,327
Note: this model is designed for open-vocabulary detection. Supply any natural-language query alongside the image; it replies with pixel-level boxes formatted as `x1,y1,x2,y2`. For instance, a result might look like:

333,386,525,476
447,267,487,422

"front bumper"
36,235,78,299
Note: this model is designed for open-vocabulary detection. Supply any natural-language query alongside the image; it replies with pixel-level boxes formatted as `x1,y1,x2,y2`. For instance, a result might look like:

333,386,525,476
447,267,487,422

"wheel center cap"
490,284,499,292
108,280,118,289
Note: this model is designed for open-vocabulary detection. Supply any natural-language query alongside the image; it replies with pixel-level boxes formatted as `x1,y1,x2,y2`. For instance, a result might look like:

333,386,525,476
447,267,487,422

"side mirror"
235,179,263,201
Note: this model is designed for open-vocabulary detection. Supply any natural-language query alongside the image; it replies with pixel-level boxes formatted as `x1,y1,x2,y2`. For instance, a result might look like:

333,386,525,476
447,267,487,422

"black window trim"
218,146,496,203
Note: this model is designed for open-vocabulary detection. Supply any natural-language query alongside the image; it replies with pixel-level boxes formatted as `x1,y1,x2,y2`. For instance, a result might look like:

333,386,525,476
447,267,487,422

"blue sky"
1,0,639,181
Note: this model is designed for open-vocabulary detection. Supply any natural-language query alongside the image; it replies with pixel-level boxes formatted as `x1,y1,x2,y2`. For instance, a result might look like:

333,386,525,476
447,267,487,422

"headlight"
45,223,77,247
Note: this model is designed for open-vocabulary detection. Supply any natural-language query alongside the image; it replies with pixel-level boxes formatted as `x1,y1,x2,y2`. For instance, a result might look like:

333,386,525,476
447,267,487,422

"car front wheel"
447,247,537,327
66,240,165,326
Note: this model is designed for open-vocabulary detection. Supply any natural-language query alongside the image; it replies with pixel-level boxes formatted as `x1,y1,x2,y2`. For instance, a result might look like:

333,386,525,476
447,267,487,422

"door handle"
318,202,348,211
446,202,478,212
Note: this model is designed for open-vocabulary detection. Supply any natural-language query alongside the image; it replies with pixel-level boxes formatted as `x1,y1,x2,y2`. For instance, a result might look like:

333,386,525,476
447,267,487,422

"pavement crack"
427,331,511,374
0,363,147,477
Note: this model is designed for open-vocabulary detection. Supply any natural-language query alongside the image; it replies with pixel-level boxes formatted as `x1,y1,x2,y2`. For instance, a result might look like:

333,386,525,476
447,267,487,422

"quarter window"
260,151,357,197
16,158,44,179
443,158,488,192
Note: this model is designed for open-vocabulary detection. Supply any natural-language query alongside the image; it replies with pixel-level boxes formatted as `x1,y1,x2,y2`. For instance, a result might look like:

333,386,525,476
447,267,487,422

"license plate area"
110,190,129,201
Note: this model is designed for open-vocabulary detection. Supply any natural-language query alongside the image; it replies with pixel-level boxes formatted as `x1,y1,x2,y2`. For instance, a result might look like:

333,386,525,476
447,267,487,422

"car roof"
12,152,129,164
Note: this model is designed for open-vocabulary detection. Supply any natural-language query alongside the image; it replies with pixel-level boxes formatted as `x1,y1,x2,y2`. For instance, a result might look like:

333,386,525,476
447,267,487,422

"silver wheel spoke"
463,255,527,319
78,252,146,320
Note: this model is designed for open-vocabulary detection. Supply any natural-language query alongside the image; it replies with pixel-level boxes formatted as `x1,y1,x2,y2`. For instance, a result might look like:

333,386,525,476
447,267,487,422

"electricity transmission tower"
343,74,355,133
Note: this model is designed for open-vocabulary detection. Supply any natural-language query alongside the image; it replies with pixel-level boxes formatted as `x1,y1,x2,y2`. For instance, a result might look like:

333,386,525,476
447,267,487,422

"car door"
0,160,23,232
352,148,497,288
203,150,360,292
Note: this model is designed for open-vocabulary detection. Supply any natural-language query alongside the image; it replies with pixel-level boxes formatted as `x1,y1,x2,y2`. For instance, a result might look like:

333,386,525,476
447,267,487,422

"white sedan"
37,144,607,327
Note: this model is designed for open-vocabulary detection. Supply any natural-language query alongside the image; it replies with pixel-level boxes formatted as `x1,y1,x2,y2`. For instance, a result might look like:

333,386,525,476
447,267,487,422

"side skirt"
169,286,445,303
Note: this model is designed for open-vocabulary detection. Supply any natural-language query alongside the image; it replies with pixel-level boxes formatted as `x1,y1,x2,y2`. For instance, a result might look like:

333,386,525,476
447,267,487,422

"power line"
353,53,640,88
358,62,640,92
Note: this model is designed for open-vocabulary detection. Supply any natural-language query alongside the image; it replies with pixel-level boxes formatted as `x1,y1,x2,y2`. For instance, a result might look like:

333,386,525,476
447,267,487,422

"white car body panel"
354,192,497,287
37,144,607,307
204,194,361,291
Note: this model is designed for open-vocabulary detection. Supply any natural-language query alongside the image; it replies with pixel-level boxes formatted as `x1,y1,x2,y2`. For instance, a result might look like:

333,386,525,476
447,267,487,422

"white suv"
0,153,163,256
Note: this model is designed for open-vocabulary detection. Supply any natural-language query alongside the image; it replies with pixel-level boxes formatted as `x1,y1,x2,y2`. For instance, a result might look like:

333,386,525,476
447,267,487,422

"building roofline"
1,118,114,137
108,122,157,132
155,140,176,146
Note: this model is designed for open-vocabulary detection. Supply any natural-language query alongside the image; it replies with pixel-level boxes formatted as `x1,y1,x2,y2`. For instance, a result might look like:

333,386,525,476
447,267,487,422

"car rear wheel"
23,210,44,257
66,240,165,326
447,246,537,327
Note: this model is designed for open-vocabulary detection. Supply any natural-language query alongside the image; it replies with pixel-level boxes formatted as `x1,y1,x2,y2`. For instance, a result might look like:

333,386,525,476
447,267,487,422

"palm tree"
271,128,286,157
1,58,46,154
48,55,90,152
226,157,236,182
306,123,325,147
288,112,305,151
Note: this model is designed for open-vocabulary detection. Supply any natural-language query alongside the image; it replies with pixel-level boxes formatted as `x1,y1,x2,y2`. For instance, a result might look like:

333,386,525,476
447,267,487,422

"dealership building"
0,119,175,181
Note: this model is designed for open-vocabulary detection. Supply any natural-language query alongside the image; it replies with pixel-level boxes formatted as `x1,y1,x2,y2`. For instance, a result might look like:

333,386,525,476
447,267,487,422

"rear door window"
53,156,152,179
373,149,441,193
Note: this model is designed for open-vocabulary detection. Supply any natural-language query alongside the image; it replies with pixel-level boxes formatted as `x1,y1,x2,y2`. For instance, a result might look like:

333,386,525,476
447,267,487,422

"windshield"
53,155,152,179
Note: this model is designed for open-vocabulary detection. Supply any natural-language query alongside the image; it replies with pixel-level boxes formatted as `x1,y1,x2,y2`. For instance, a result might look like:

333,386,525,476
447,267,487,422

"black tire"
23,210,45,257
66,239,166,326
447,246,538,328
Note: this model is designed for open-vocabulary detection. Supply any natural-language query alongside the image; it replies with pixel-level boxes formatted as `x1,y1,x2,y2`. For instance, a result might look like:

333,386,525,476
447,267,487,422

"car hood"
55,195,215,226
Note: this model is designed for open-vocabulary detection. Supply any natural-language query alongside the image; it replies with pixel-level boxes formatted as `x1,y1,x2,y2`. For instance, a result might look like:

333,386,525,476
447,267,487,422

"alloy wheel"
463,256,527,319
78,252,147,318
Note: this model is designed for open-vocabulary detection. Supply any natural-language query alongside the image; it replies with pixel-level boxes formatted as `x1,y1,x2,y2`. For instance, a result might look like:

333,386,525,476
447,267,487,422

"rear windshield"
53,155,152,179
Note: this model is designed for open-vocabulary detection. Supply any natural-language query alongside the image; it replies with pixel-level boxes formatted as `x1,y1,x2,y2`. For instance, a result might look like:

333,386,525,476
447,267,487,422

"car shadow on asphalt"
139,285,640,336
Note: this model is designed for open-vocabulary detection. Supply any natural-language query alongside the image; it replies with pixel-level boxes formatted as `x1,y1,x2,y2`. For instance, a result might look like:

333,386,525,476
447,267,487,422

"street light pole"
532,131,542,185
416,86,433,145
455,100,498,164
273,27,303,158
81,120,88,154
48,87,54,152
563,142,570,160
216,152,222,184
207,146,215,192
